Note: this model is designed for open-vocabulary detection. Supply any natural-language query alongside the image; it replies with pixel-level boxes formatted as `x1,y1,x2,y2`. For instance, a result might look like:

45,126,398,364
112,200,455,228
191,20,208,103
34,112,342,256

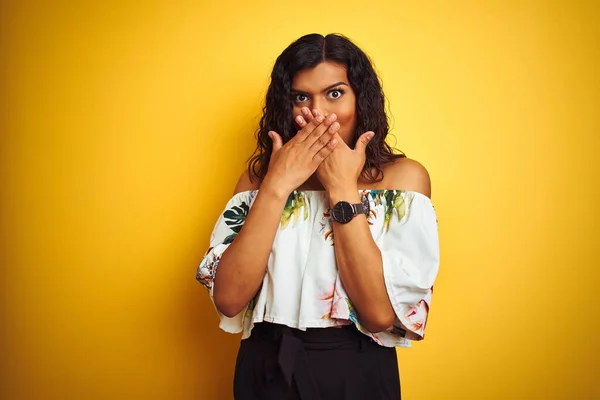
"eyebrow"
290,82,349,94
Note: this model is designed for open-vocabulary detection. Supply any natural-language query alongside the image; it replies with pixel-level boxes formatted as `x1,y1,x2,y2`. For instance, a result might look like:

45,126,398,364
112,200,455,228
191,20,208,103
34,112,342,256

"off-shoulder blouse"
197,189,440,348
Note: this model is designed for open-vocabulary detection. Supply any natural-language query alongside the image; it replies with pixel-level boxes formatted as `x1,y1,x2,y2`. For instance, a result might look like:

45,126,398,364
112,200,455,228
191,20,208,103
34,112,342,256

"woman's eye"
328,90,344,99
294,94,308,103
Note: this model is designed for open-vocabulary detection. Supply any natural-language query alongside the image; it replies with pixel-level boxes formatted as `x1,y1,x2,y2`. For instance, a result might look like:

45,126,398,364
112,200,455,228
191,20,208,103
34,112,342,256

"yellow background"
1,1,599,399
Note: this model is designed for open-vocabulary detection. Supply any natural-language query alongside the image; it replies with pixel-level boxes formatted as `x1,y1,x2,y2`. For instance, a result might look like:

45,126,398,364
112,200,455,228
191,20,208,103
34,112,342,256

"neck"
296,174,325,191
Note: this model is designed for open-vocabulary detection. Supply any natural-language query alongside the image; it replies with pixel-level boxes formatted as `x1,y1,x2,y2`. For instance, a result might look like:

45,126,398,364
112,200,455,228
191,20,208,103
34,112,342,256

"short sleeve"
380,191,440,341
196,190,257,333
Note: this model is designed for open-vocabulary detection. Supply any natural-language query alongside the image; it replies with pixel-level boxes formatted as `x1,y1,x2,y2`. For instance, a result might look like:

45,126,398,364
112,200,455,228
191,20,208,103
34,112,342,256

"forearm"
213,185,287,317
329,189,395,332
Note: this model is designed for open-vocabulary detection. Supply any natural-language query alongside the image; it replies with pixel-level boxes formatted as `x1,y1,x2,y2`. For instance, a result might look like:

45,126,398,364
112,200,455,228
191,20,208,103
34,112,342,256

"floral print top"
196,189,440,348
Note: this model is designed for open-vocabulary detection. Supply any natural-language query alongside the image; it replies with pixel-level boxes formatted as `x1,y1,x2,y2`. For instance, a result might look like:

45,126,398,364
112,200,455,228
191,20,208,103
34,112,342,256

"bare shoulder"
233,168,262,195
382,158,432,198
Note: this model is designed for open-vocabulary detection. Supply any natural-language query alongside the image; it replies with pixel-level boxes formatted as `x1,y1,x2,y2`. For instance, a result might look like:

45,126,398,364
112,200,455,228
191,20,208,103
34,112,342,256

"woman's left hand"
316,129,374,194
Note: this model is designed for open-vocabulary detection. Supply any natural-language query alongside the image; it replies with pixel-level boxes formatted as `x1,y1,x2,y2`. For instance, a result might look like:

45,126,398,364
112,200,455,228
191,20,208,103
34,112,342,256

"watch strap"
351,202,368,216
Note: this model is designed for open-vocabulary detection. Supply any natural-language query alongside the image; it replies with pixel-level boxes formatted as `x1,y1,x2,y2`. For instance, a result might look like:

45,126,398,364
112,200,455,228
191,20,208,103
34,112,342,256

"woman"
197,33,440,400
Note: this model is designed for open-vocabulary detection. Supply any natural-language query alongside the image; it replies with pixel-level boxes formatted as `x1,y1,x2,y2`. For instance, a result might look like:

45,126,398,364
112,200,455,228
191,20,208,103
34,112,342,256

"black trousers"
233,322,401,400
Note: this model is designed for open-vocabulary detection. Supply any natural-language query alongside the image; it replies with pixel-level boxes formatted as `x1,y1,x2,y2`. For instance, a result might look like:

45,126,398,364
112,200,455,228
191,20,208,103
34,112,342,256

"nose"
311,98,329,117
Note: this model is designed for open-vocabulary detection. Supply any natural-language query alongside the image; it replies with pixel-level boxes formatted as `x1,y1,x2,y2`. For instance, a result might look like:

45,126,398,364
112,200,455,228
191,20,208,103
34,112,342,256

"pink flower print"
320,285,345,320
196,253,221,290
320,209,335,245
371,333,383,345
367,208,377,225
403,300,429,336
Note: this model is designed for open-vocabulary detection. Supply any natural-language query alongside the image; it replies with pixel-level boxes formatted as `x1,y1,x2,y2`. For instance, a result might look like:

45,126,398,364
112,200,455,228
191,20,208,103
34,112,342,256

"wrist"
260,178,290,203
327,186,360,207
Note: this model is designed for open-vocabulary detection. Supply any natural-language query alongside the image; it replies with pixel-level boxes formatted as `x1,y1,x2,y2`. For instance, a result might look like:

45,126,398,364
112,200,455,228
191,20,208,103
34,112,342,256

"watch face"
332,201,354,224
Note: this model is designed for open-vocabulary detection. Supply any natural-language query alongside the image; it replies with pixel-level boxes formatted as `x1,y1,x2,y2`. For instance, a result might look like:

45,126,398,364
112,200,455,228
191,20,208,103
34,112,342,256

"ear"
354,131,374,153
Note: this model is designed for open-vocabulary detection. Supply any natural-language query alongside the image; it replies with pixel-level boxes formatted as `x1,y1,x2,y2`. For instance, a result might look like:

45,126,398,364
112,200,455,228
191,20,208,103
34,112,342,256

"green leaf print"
222,201,249,244
280,191,309,229
245,295,257,319
224,203,249,226
382,190,415,231
345,298,359,325
369,190,380,205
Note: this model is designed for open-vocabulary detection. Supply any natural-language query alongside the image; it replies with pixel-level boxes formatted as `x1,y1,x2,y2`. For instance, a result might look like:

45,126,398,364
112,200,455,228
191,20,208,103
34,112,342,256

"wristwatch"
331,196,370,224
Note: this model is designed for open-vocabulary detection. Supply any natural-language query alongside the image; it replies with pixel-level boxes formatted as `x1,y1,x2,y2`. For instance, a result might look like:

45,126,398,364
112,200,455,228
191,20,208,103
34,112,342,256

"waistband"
250,321,369,344
248,323,374,400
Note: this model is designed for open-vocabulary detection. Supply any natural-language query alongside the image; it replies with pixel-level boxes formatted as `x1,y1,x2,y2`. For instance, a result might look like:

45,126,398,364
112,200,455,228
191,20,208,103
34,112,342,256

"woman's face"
291,61,357,145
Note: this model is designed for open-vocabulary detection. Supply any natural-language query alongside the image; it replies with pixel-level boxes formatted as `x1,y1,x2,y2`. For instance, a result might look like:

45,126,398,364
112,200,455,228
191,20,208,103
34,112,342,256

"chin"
339,132,353,145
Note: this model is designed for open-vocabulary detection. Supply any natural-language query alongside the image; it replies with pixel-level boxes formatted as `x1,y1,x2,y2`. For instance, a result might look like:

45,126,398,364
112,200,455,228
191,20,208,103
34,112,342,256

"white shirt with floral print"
197,189,439,348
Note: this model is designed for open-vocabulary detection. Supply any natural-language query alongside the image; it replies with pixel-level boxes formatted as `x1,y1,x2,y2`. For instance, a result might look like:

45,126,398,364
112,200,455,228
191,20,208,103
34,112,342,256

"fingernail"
328,113,337,122
331,139,338,146
316,115,324,123
302,108,309,116
330,122,340,132
296,115,304,124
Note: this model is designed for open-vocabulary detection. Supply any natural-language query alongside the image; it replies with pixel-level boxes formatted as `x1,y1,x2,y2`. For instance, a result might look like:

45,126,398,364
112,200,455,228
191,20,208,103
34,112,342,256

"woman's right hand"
262,107,340,198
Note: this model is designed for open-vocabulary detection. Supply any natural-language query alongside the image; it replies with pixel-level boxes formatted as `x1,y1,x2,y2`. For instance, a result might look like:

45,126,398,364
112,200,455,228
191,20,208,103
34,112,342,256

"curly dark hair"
248,33,405,183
